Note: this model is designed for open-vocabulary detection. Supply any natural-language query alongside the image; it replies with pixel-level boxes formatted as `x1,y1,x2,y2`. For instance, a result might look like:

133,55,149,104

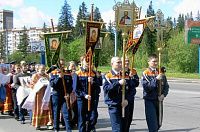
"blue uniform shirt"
50,68,73,97
73,67,100,99
103,70,136,106
141,67,169,100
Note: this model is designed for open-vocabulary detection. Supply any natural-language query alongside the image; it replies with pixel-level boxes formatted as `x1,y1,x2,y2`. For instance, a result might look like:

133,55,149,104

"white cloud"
101,9,115,26
72,11,78,26
173,0,200,18
0,0,23,8
14,7,57,28
167,1,175,5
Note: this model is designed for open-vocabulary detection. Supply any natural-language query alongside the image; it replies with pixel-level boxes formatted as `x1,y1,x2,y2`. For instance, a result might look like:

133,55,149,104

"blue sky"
0,0,200,28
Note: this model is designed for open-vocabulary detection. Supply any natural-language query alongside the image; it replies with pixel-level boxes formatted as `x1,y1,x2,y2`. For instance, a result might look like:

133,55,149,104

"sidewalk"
167,77,200,83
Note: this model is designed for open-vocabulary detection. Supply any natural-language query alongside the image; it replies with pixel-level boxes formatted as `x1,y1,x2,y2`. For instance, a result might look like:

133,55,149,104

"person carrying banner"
22,64,53,130
0,63,13,116
103,56,135,132
50,59,73,132
73,57,100,132
0,72,11,111
122,56,139,131
141,54,169,132
90,64,102,132
11,64,21,120
13,64,32,124
67,61,78,128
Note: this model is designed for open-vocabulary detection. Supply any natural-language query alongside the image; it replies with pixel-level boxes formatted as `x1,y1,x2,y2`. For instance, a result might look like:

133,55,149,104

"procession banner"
0,64,10,74
125,18,147,52
44,33,62,69
86,22,101,55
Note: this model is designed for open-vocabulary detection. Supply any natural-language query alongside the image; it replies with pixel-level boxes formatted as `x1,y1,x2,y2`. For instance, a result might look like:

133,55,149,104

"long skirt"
0,84,13,112
31,86,53,127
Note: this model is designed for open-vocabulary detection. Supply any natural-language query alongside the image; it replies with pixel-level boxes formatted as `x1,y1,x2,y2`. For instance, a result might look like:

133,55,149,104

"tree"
18,26,30,56
173,17,176,28
107,20,115,40
0,32,6,60
143,0,156,54
57,0,74,43
93,7,103,22
58,0,74,32
196,10,200,20
167,30,198,72
42,22,48,33
176,14,185,31
74,2,89,37
190,11,194,20
146,1,155,17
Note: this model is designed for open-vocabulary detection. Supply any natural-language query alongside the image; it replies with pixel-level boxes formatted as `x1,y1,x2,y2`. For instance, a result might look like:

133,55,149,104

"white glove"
156,73,162,80
119,79,126,85
85,95,91,100
88,77,93,84
158,94,165,101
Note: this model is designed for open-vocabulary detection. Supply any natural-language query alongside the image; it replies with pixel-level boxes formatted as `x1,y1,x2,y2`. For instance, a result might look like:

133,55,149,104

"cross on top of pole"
147,9,171,48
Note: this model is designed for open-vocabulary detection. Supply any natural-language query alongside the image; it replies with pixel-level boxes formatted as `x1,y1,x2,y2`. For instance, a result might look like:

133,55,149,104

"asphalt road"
0,79,200,132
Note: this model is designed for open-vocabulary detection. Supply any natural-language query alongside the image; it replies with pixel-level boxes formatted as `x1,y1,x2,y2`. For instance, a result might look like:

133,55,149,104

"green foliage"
74,2,89,37
167,30,198,73
98,37,115,66
176,14,185,31
57,0,74,43
18,26,30,56
8,51,40,64
60,36,85,63
93,7,103,22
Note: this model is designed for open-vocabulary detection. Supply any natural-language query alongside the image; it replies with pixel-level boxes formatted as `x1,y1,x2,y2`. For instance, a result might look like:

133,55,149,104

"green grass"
98,66,200,79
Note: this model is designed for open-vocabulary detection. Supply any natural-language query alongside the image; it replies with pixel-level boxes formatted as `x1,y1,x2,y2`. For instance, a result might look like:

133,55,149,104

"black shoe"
36,126,40,130
14,116,19,120
21,120,25,124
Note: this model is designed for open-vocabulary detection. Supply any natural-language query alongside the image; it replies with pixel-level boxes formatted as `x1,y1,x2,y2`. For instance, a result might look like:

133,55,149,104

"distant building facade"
0,9,57,54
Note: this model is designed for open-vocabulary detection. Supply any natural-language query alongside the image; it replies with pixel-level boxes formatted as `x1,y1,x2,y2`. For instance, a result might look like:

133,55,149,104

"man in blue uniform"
103,56,136,132
141,54,169,132
50,59,73,132
73,57,100,132
122,56,139,131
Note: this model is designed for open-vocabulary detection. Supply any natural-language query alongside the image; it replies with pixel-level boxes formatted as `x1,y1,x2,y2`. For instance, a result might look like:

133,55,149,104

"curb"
167,77,200,83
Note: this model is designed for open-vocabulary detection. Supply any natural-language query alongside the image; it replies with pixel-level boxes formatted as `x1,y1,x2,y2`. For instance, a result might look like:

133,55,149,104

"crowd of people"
0,53,169,132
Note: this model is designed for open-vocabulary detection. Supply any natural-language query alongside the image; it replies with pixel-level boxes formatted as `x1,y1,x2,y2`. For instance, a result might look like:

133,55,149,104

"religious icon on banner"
86,22,101,54
89,28,98,42
19,76,31,88
133,24,143,39
119,10,132,25
95,37,103,50
0,64,10,74
49,37,59,50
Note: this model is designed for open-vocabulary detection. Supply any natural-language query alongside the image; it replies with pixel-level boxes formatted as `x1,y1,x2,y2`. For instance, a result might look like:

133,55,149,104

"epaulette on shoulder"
143,68,150,74
51,69,58,74
76,69,82,75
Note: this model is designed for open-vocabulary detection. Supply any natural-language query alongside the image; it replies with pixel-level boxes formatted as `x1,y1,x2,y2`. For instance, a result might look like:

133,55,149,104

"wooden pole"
58,59,70,109
158,47,162,126
88,4,94,111
130,54,135,71
50,19,70,109
88,48,92,111
50,19,55,32
122,32,127,118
